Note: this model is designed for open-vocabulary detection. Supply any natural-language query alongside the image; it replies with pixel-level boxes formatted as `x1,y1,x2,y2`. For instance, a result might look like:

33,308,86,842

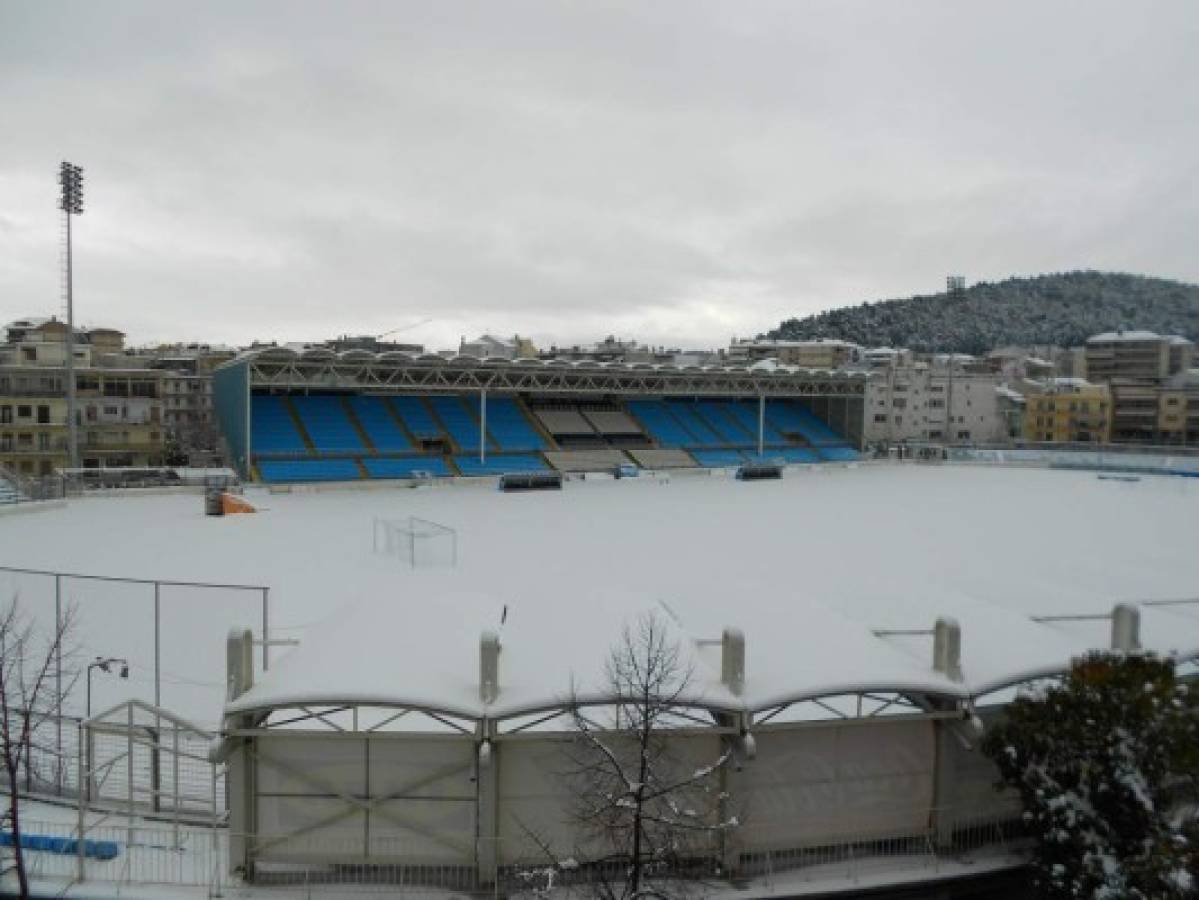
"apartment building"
1081,330,1196,445
1084,331,1193,382
1021,378,1111,443
0,317,168,474
863,362,1016,445
728,338,863,369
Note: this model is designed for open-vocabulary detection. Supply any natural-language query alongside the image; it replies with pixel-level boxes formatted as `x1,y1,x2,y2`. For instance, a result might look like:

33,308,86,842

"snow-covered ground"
1,464,1197,726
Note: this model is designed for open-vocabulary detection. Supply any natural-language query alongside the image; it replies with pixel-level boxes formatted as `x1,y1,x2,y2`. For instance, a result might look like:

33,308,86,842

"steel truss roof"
245,357,868,398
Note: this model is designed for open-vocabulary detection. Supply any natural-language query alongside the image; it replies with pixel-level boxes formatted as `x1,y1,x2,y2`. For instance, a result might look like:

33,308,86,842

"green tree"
983,653,1199,899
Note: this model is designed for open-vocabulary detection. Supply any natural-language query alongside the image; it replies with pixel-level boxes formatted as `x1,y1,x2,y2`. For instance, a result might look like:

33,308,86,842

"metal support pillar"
76,722,86,882
931,707,958,850
262,587,270,671
757,395,765,458
476,723,498,885
154,582,161,707
480,389,487,464
65,211,78,470
55,574,62,792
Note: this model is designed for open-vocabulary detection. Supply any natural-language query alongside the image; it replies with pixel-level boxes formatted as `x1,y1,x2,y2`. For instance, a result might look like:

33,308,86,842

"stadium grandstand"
213,348,866,483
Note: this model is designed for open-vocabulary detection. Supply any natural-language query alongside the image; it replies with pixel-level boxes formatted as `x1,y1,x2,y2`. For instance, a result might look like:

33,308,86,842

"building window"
37,406,50,424
873,414,887,423
17,405,31,419
0,407,10,424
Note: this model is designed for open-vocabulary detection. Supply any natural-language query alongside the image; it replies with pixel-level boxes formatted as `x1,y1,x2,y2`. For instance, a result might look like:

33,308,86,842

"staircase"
0,467,29,505
283,397,316,452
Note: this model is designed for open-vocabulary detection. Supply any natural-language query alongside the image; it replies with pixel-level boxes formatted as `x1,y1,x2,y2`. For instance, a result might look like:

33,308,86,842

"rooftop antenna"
944,275,966,445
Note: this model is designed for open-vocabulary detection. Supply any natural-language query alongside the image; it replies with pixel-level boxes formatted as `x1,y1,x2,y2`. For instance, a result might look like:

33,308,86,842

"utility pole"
59,162,85,470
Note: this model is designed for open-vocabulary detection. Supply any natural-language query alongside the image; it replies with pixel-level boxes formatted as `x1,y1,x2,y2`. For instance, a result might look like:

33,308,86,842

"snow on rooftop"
1087,330,1165,343
1,466,1197,726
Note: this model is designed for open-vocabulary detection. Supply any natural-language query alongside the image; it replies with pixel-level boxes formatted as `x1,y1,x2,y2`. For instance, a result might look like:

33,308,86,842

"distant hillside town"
2,302,1196,482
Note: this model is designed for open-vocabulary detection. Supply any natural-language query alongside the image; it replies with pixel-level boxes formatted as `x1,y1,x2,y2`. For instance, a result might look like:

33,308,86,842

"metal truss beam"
248,359,867,399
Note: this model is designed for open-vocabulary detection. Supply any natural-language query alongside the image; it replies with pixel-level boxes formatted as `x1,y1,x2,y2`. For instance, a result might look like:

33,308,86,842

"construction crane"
377,318,433,340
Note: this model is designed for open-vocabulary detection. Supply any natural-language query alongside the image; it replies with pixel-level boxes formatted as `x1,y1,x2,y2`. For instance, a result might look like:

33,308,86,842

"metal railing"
4,809,1028,896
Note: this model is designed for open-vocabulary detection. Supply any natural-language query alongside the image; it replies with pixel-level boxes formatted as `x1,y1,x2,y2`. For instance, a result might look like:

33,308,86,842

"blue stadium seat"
429,396,487,452
291,396,365,453
251,395,310,456
717,401,787,445
454,454,548,476
626,400,695,448
349,396,414,453
664,402,727,447
690,449,746,467
258,459,361,483
765,401,851,448
362,457,451,478
817,446,860,462
390,396,445,441
485,398,546,452
689,401,751,445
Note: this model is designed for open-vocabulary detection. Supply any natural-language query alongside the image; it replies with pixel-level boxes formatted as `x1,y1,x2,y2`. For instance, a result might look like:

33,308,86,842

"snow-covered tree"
520,612,739,898
0,599,78,900
983,652,1199,899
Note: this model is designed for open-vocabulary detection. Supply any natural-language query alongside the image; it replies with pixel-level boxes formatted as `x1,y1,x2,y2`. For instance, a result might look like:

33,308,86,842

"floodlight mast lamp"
59,161,84,470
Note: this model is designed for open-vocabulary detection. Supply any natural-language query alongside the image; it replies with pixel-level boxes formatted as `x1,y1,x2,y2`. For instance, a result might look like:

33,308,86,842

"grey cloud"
1,0,1197,349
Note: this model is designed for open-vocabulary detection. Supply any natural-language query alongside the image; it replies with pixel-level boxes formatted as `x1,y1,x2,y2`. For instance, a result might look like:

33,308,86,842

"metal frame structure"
237,348,869,400
211,595,1199,886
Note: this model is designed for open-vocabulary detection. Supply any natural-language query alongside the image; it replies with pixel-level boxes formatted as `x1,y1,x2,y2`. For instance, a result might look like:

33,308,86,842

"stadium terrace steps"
534,408,595,435
687,401,748,445
544,448,631,472
390,396,446,442
626,447,697,469
520,398,561,447
428,395,491,453
625,400,694,448
664,402,725,446
248,393,856,484
484,397,547,452
581,409,642,435
291,395,366,454
341,397,377,452
453,454,549,476
765,401,849,448
251,395,311,456
361,457,451,479
348,396,415,453
690,449,747,467
258,459,361,483
720,401,787,445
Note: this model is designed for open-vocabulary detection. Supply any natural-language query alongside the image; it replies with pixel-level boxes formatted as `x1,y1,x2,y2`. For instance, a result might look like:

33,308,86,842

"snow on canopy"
1,465,1197,724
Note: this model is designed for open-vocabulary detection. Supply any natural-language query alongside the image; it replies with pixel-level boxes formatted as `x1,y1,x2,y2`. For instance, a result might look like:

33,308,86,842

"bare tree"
0,599,77,900
523,611,740,899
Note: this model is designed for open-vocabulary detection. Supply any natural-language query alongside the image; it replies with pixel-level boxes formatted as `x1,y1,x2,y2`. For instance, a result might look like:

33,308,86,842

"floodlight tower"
59,161,84,469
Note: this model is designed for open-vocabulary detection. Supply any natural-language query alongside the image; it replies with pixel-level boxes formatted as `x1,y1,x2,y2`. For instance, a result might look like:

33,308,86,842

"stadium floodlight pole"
59,161,85,470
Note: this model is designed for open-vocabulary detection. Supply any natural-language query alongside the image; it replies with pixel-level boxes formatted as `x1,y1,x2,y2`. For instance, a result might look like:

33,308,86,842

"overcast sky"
2,1,1197,351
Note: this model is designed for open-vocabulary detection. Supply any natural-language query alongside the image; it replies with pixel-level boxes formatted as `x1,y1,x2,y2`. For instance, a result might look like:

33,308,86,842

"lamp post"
86,656,128,719
58,161,84,471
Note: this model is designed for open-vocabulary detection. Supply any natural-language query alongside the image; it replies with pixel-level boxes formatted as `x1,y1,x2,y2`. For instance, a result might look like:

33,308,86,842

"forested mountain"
766,272,1199,354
